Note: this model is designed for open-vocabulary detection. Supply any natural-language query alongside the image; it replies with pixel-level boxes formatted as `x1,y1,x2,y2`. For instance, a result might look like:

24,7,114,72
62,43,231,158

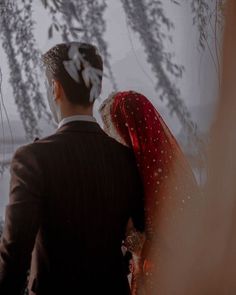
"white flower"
63,43,103,102
63,60,80,83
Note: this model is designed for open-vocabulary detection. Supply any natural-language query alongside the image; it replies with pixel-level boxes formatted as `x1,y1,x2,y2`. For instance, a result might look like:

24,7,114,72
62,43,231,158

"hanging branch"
15,0,51,122
42,0,117,91
0,66,5,174
121,0,198,146
84,0,117,91
190,0,225,89
191,0,211,50
60,1,89,42
41,0,73,42
0,0,40,140
0,67,14,174
191,0,225,50
0,0,53,139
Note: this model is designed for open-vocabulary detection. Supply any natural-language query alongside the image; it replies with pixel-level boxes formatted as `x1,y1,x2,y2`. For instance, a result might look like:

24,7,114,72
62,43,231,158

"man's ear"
52,79,63,102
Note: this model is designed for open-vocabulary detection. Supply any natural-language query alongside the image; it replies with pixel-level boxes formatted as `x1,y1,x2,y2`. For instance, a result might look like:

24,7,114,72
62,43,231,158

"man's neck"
61,107,93,119
61,105,93,119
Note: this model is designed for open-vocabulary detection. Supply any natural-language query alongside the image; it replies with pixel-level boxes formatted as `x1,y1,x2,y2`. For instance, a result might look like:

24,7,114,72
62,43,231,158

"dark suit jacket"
0,121,145,295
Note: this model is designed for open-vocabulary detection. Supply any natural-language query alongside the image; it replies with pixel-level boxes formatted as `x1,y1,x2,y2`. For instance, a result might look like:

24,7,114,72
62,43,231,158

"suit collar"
58,115,97,129
56,120,104,134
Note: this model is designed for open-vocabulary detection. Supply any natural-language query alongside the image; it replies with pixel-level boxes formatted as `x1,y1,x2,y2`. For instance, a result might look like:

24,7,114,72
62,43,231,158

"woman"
99,90,198,294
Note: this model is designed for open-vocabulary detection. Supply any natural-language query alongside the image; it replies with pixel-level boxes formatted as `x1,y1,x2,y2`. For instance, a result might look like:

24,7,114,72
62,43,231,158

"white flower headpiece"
63,43,103,102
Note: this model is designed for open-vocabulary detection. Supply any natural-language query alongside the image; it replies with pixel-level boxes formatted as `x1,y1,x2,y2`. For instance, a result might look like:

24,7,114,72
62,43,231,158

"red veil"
100,91,198,291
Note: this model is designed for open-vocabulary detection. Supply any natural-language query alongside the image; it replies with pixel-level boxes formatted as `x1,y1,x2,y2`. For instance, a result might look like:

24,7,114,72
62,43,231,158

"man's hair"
42,42,103,107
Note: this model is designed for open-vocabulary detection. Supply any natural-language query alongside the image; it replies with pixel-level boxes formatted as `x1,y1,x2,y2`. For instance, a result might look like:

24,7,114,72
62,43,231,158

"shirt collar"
57,115,97,129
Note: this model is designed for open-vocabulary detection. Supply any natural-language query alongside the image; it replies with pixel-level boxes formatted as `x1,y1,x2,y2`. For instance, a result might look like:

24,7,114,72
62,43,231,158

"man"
0,42,145,295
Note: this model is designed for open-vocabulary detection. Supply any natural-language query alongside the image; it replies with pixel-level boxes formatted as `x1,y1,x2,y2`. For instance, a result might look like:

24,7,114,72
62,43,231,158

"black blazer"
0,121,145,295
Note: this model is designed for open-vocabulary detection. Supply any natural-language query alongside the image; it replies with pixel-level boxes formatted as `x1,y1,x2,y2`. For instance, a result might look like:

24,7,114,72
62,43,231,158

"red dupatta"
101,90,198,293
110,91,197,236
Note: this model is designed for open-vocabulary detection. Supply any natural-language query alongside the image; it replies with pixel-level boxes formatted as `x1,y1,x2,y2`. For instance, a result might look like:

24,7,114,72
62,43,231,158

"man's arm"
0,144,43,295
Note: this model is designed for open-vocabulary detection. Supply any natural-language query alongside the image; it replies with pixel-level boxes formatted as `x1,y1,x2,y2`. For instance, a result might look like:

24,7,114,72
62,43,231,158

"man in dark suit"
0,42,145,295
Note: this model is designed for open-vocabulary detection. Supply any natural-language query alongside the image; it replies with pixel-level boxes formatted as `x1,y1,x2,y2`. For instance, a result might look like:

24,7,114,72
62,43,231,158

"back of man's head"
42,42,103,107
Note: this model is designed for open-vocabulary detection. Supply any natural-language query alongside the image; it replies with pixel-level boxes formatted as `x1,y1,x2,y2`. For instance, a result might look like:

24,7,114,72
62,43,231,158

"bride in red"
99,91,198,294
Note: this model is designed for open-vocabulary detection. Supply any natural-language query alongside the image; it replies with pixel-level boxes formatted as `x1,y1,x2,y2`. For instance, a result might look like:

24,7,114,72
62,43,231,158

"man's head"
42,42,103,123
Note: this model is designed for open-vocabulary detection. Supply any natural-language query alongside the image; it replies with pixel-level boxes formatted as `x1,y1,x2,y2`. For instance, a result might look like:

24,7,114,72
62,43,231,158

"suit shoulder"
105,136,137,166
32,132,60,144
103,133,131,152
12,132,59,159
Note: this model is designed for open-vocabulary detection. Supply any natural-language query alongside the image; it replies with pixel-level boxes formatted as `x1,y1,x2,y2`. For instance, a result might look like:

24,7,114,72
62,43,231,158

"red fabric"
109,91,199,293
110,90,198,243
